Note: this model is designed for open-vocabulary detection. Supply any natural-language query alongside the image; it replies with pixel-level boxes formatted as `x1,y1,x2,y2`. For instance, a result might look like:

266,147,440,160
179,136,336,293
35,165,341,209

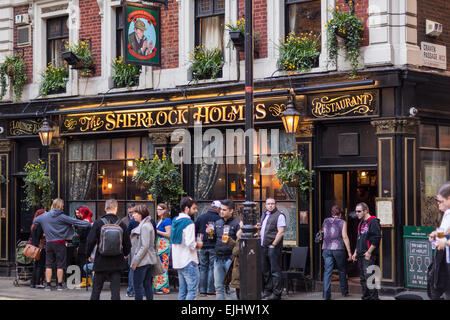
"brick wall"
417,0,450,70
79,0,102,77
238,0,267,59
335,0,369,47
13,6,33,84
159,0,179,69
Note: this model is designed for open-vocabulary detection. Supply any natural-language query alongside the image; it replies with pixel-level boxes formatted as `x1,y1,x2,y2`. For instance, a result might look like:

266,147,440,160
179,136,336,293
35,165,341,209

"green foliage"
133,154,185,212
0,54,27,102
65,40,95,77
112,56,141,88
0,173,7,184
39,63,68,96
276,153,314,193
277,32,320,73
23,159,54,211
189,46,224,82
226,17,246,35
326,3,364,76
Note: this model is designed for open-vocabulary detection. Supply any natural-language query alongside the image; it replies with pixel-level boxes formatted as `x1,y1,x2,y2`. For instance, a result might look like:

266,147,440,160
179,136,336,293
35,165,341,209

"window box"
229,30,244,52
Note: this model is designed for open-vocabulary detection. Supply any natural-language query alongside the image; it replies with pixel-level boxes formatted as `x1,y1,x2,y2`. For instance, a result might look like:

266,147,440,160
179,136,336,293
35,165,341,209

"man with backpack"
352,202,382,300
86,199,131,300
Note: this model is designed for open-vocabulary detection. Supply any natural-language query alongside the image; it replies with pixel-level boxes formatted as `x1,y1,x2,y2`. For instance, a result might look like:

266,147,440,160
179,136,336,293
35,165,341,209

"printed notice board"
403,226,434,290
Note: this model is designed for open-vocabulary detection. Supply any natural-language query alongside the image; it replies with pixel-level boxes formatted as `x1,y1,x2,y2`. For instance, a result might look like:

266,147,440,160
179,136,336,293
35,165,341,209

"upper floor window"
116,7,124,58
47,16,69,67
285,0,321,38
195,0,225,50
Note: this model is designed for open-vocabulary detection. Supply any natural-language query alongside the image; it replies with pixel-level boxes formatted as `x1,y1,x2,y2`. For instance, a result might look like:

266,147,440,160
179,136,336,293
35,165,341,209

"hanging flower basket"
286,175,300,187
229,31,245,51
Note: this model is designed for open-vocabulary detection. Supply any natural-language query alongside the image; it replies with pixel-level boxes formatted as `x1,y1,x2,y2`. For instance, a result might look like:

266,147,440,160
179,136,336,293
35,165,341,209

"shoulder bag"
22,243,42,260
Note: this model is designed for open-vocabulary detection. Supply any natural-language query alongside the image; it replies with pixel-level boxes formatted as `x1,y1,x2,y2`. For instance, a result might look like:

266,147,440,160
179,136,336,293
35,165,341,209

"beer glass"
196,234,203,250
437,227,445,239
207,222,215,239
222,225,230,243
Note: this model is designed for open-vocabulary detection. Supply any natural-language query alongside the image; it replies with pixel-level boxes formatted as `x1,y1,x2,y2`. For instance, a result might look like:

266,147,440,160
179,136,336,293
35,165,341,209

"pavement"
0,276,396,300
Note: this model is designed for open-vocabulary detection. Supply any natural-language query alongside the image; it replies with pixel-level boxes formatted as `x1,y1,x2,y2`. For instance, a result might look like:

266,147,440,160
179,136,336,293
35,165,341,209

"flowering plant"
189,46,224,81
64,40,94,77
276,153,314,192
326,2,364,76
278,32,320,73
112,56,141,88
0,54,27,102
23,159,54,210
226,17,246,35
133,153,185,212
39,63,68,96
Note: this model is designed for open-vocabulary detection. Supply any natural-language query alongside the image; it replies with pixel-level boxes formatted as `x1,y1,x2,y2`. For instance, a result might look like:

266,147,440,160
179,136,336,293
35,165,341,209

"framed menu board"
376,197,394,227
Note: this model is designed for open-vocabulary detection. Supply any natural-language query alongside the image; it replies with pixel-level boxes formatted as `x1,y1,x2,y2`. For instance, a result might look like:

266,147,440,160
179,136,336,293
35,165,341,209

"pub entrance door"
320,170,377,277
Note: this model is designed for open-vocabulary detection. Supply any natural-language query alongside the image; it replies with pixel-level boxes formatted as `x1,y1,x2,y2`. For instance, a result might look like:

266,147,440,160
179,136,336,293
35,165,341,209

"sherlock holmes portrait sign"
307,90,379,119
123,2,161,66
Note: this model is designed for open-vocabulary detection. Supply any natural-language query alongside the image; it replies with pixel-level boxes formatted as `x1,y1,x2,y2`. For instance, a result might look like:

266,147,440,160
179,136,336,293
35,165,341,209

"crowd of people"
26,180,450,300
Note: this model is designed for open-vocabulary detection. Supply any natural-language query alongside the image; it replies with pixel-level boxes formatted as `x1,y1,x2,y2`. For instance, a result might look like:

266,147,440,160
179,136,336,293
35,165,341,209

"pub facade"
0,0,448,293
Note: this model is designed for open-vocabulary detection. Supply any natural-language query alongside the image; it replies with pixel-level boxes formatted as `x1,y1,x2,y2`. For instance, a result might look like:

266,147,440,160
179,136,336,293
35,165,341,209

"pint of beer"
207,222,215,239
437,228,445,238
222,225,230,243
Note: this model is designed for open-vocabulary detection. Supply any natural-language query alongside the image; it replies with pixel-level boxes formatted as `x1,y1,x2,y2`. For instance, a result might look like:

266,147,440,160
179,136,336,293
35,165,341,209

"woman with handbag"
30,209,46,289
152,203,172,294
130,204,158,300
322,205,352,300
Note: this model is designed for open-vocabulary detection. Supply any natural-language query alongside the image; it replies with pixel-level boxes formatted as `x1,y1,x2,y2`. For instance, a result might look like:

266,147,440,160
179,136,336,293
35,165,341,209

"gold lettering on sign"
311,93,374,118
9,120,42,136
79,116,104,132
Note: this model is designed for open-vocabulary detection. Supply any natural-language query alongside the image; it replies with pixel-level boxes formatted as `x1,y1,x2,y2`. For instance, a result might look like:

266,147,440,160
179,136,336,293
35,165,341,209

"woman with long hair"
30,209,46,288
152,203,172,294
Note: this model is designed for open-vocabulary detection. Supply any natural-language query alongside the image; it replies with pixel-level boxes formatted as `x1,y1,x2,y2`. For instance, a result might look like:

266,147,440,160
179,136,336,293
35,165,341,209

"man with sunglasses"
351,202,381,300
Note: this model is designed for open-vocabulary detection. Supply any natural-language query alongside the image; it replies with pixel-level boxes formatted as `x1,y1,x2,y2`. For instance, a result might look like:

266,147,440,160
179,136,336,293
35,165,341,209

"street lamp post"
240,0,262,300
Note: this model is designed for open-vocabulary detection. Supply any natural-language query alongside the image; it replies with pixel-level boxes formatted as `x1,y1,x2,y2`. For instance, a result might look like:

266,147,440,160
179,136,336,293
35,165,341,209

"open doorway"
320,170,377,278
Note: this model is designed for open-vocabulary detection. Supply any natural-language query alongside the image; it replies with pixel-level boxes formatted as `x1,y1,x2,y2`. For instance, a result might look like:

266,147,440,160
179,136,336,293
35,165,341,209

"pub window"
439,126,450,149
116,6,124,58
420,124,437,148
67,137,152,221
47,16,69,67
195,0,225,50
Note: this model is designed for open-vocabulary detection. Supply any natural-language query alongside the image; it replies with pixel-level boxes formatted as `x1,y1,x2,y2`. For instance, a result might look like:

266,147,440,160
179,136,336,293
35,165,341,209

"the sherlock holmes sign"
308,90,379,119
123,3,161,66
61,102,287,134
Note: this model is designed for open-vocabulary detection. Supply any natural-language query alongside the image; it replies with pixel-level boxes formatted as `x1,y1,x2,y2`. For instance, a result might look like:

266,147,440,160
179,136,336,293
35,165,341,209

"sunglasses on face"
355,210,363,213
435,197,444,205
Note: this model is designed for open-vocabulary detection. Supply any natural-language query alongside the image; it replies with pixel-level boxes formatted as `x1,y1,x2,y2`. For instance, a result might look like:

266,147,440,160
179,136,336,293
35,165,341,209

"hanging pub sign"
7,119,42,137
307,90,379,119
60,101,287,134
123,2,161,66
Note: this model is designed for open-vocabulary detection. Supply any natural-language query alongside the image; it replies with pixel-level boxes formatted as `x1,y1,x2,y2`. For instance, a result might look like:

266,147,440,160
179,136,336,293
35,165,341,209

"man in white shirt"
170,197,202,300
428,181,450,300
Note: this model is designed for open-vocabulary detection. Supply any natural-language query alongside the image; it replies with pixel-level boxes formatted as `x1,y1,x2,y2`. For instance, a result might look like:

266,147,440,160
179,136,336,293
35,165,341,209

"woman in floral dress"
153,203,172,294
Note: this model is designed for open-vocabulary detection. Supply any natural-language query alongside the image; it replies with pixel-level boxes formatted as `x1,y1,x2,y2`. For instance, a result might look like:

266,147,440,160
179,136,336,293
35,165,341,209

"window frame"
284,0,320,37
116,6,124,59
194,0,225,48
46,16,69,66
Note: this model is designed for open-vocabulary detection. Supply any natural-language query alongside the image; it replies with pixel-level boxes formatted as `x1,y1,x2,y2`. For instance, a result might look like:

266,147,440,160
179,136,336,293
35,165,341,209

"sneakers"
35,285,45,289
126,293,135,297
44,283,52,291
57,283,67,291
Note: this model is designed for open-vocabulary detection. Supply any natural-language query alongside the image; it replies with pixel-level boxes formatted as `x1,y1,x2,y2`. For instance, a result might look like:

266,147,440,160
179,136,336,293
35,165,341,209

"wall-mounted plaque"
376,197,394,227
307,90,379,119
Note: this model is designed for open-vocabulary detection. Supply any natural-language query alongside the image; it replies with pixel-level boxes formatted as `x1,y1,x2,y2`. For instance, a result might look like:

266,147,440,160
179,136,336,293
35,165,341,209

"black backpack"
99,218,123,256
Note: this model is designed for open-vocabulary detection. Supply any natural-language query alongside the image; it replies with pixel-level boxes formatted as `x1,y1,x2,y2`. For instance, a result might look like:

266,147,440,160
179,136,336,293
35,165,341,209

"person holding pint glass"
206,199,240,300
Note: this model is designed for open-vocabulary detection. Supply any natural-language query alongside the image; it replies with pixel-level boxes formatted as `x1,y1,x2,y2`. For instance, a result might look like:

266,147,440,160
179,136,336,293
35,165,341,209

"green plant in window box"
0,54,27,102
39,63,68,96
326,2,364,76
23,159,54,211
112,56,141,89
277,32,320,73
0,173,7,184
189,46,224,82
276,153,314,193
64,41,95,77
133,153,185,213
225,18,260,51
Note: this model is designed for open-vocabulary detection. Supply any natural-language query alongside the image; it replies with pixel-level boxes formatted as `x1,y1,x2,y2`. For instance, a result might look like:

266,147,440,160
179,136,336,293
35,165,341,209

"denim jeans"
198,248,216,294
322,249,348,299
261,247,282,297
178,261,200,300
133,264,153,300
358,255,379,300
214,258,237,300
127,266,135,296
82,263,94,282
